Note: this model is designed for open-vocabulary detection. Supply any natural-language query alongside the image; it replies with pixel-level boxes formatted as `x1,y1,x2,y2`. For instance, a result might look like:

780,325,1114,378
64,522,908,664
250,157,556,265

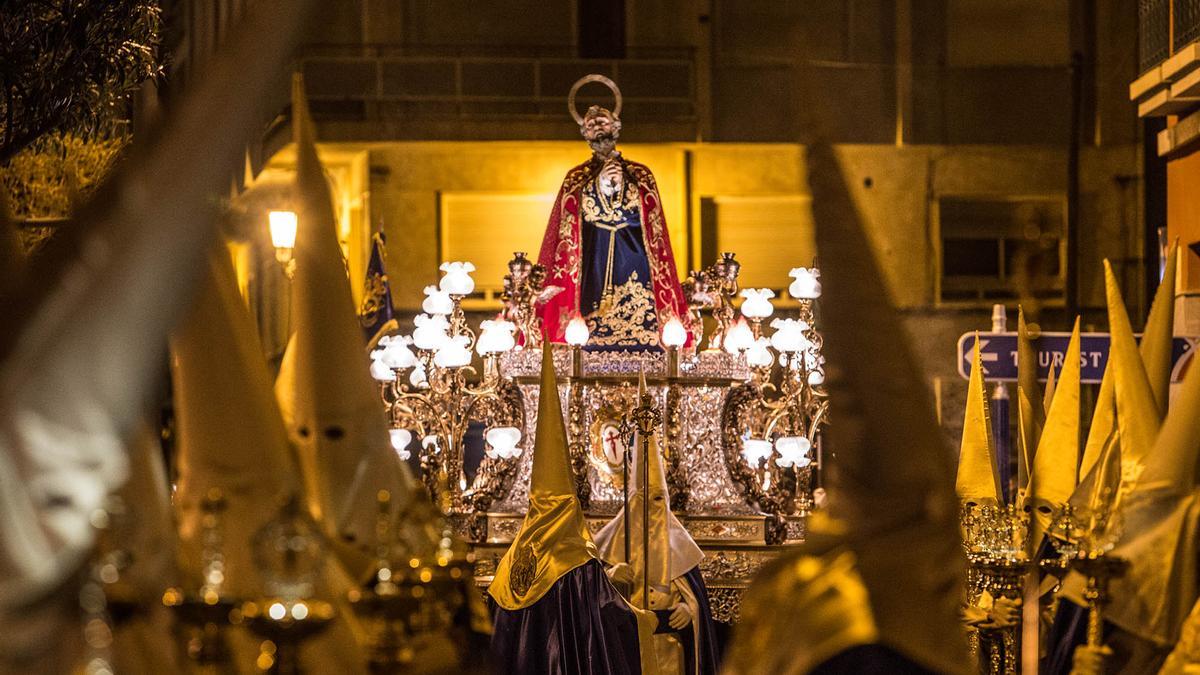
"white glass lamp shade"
477,319,517,355
808,368,826,386
378,335,417,369
770,318,812,353
774,436,812,468
723,318,754,354
268,210,298,249
745,337,774,368
661,316,688,348
411,314,451,351
741,438,773,465
485,426,522,460
565,315,590,347
389,429,413,459
369,352,395,382
422,435,440,452
439,261,476,295
788,267,822,300
739,288,776,320
433,335,473,368
409,364,429,388
421,285,455,315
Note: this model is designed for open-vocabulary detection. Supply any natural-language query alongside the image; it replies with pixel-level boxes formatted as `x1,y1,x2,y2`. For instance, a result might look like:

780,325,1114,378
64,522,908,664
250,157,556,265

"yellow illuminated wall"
365,141,816,309
253,140,1120,317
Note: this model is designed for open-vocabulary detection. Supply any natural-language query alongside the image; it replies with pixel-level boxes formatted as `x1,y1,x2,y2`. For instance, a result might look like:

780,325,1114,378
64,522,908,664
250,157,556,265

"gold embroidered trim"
358,272,388,327
587,271,659,347
509,543,537,596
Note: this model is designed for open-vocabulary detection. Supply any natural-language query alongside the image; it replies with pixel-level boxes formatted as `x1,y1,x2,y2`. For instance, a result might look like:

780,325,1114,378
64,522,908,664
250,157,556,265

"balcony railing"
1141,0,1170,73
297,48,696,124
1178,0,1200,56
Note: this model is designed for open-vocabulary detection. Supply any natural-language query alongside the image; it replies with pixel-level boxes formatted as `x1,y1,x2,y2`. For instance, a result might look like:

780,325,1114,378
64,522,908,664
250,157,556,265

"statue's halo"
568,74,623,126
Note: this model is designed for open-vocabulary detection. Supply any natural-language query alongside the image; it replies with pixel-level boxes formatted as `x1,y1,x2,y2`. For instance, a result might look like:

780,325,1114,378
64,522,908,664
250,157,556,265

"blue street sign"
956,332,1198,384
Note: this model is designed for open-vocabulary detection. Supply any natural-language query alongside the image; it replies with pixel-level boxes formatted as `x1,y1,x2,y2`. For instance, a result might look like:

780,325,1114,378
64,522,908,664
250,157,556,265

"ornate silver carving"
706,587,746,624
699,549,776,583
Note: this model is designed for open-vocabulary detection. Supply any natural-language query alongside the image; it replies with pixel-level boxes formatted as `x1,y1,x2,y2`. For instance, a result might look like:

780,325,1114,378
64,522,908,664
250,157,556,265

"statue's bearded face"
582,109,620,155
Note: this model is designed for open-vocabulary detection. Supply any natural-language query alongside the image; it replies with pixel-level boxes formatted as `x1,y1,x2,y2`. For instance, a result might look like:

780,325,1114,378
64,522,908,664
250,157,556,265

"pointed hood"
488,342,597,610
1141,240,1179,417
1028,319,1082,534
1105,312,1200,645
1104,261,1161,468
274,73,412,547
1043,360,1058,414
172,245,300,597
1016,306,1045,491
594,371,703,607
1069,254,1176,538
1080,365,1116,479
957,337,1001,505
726,142,970,675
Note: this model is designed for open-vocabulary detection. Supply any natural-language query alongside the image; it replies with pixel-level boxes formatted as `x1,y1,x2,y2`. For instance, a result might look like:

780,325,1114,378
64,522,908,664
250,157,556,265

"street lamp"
268,210,298,276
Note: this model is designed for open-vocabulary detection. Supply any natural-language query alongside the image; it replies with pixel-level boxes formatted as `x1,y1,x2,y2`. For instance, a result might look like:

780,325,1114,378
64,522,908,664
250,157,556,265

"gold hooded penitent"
957,337,1001,505
488,342,598,610
1027,318,1081,537
1104,261,1161,469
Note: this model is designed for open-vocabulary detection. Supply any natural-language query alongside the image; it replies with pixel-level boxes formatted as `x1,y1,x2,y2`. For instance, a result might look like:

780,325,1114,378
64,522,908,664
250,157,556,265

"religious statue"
536,75,693,350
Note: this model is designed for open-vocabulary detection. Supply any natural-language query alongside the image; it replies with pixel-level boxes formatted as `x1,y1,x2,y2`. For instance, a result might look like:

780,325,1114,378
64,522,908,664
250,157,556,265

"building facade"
172,0,1149,436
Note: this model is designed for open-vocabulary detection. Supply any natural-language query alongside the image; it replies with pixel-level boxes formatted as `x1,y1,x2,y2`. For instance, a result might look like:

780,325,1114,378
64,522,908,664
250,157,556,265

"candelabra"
719,266,828,524
348,489,476,673
1041,491,1128,672
163,490,241,666
371,259,525,514
960,502,1030,675
244,497,334,675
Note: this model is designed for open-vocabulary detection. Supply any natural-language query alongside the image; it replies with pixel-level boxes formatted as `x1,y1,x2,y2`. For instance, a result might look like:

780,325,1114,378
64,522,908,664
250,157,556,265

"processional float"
369,75,832,623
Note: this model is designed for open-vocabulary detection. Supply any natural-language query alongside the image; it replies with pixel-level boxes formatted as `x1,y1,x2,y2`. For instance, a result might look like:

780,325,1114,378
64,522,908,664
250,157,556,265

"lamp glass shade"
774,435,812,468
268,210,298,249
369,353,395,382
433,336,472,368
661,317,687,348
409,364,429,388
788,267,822,299
565,316,590,346
421,286,455,315
439,261,476,295
477,320,517,355
769,318,811,353
412,314,451,351
739,288,776,319
378,335,417,369
741,438,773,465
485,426,522,459
389,429,413,459
745,337,774,367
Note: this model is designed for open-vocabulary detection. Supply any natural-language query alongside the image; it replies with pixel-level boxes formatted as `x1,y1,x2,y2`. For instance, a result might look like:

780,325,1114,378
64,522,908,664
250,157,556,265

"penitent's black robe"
489,559,644,675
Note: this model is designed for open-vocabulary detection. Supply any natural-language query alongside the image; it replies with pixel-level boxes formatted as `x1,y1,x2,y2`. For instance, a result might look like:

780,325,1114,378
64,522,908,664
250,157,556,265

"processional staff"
626,376,662,610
